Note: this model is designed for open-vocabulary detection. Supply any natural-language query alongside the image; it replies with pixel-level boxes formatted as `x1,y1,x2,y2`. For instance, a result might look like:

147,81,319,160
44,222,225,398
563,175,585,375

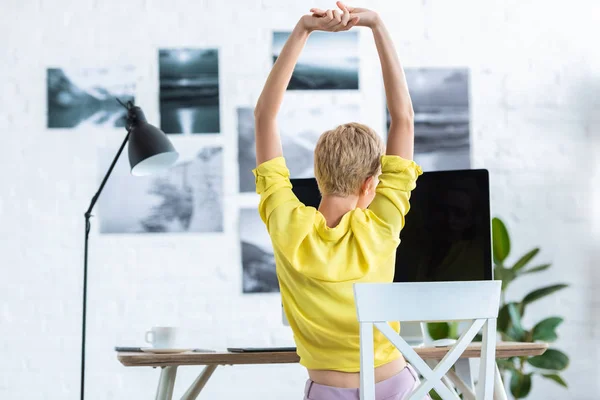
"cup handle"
145,331,155,345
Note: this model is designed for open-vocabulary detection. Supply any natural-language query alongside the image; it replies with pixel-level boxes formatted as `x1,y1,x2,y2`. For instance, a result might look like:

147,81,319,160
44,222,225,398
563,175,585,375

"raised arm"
254,23,308,165
337,2,414,160
254,10,360,166
374,21,414,160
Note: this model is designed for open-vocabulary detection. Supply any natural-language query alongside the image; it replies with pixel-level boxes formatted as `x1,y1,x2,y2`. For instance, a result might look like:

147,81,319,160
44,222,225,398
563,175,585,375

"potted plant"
427,217,570,398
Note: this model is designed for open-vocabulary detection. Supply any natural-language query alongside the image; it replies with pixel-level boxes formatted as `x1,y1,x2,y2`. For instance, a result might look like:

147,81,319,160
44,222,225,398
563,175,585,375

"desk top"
118,342,548,368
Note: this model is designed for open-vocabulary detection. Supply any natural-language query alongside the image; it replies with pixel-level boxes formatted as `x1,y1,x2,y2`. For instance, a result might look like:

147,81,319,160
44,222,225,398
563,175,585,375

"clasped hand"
301,1,380,33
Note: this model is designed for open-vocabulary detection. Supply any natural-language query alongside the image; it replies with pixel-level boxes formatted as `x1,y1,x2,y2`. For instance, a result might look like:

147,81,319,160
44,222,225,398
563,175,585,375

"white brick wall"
1,0,598,398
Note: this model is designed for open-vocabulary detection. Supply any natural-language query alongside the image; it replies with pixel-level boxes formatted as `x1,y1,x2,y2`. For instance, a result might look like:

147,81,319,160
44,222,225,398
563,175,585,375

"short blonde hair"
314,122,385,196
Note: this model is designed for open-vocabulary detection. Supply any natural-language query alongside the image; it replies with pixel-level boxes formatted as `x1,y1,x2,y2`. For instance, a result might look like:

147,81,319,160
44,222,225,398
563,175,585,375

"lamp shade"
127,106,179,176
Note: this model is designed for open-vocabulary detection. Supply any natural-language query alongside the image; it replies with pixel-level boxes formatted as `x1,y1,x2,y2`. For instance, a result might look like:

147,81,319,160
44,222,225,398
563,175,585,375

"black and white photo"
98,144,223,234
47,67,135,128
387,68,470,171
159,48,220,134
238,103,361,192
240,208,278,293
273,31,359,90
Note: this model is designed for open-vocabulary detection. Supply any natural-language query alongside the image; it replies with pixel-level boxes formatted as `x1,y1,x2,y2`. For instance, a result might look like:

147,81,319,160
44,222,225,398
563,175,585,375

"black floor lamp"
81,100,178,400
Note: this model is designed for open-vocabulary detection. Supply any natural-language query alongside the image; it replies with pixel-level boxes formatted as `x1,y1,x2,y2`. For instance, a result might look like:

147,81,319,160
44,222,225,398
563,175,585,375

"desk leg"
454,359,473,391
181,365,218,400
445,368,476,400
493,363,508,400
155,366,177,400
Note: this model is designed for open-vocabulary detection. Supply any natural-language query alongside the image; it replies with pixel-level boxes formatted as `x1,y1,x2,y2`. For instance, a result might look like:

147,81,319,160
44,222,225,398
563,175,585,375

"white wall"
1,0,599,398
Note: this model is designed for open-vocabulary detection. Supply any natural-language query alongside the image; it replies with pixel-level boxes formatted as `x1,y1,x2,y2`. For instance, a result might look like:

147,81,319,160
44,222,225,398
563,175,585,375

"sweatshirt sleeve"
252,157,304,231
367,155,423,236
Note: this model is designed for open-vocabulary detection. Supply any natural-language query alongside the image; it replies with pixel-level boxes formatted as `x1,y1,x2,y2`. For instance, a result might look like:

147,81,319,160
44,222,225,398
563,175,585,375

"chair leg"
155,366,178,400
493,363,508,400
476,319,497,400
359,322,376,400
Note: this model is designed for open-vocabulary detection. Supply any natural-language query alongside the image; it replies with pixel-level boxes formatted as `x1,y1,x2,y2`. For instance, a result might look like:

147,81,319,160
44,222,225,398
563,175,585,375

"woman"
252,2,426,399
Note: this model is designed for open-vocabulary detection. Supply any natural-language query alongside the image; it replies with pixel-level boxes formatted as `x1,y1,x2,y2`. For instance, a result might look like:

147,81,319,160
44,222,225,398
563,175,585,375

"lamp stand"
81,130,130,400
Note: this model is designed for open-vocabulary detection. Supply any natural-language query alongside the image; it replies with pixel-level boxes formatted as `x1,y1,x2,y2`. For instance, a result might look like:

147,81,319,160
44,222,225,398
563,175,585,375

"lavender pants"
303,365,431,400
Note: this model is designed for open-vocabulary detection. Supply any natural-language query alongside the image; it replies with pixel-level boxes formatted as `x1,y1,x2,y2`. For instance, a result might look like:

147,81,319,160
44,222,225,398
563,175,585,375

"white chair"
354,281,501,400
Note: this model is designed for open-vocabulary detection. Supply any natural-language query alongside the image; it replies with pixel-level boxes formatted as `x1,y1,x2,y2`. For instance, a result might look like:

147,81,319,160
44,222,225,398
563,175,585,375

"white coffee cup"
145,327,177,349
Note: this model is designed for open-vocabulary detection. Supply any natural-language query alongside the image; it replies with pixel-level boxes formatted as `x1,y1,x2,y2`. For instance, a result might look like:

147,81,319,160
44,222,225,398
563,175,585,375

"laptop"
290,169,493,345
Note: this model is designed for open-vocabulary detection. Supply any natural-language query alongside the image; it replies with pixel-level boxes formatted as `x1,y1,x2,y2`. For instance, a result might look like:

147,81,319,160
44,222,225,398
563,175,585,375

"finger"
310,8,327,16
341,6,350,25
326,9,334,21
333,9,342,24
327,10,342,27
336,1,354,12
344,15,360,29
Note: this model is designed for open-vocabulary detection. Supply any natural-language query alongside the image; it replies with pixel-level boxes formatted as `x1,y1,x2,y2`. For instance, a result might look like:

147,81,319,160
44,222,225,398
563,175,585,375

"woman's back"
253,155,421,373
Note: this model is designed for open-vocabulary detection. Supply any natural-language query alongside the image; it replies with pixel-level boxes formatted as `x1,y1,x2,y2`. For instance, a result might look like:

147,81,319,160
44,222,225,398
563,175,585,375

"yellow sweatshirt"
253,155,422,372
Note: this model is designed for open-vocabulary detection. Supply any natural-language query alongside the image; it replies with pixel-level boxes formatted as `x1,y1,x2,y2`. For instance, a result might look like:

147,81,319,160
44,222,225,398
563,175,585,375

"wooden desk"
117,342,547,400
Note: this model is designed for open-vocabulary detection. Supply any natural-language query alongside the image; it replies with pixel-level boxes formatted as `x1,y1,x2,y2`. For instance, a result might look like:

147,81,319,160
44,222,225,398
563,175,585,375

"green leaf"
427,322,450,340
429,390,443,400
523,284,569,306
492,217,511,263
512,248,540,272
506,303,526,341
500,332,517,342
494,264,504,280
498,302,523,334
497,358,517,372
528,349,569,371
498,303,512,333
448,322,460,340
532,317,563,342
521,264,551,275
542,373,568,388
495,265,516,290
510,371,532,398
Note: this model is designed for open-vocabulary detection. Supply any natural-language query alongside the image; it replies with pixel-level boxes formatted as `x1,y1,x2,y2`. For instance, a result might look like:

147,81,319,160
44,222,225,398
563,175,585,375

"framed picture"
239,208,278,293
386,68,471,171
159,48,220,134
98,144,223,234
273,31,359,90
47,67,135,128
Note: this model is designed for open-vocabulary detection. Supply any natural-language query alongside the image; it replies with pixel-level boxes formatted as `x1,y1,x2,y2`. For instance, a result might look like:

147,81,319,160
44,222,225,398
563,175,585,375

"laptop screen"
393,169,492,282
290,169,492,283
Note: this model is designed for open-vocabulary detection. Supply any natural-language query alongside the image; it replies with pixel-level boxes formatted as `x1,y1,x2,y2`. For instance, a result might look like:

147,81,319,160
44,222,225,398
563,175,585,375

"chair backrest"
354,281,501,400
354,281,500,323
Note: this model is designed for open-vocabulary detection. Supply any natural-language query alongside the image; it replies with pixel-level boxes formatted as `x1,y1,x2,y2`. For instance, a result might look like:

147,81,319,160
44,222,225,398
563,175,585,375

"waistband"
304,364,419,400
